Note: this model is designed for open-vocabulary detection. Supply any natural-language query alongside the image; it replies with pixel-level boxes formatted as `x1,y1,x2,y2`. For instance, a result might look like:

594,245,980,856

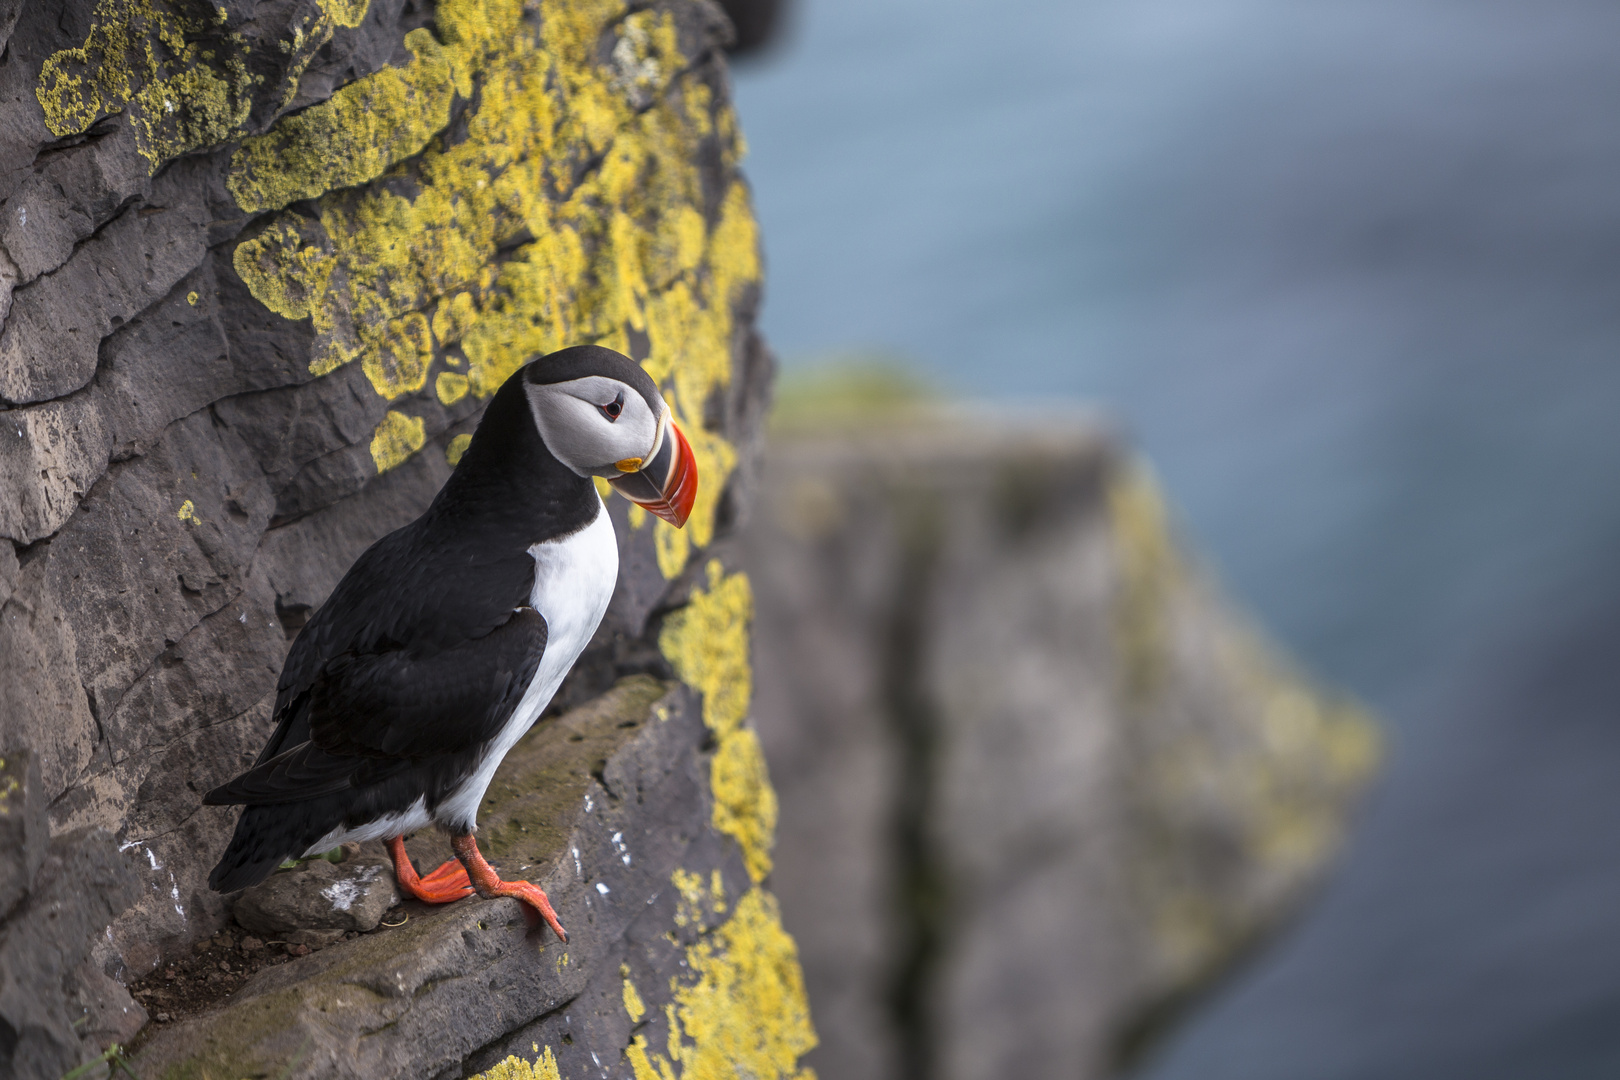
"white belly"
304,497,620,854
434,497,620,831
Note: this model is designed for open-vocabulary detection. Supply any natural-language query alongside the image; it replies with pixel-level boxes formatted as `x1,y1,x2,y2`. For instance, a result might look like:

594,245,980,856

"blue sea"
730,0,1620,1075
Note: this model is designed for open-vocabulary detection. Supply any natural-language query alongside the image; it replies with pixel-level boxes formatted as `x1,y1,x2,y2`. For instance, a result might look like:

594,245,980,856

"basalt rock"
0,1,794,1076
746,410,1381,1080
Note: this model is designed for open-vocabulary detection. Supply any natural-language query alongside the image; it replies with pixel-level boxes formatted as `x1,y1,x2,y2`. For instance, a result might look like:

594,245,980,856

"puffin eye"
600,392,624,421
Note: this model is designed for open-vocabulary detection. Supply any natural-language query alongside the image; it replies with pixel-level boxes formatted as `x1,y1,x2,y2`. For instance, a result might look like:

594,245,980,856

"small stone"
285,943,310,957
156,1013,171,1023
232,856,400,937
218,960,231,972
240,936,264,952
72,960,148,1045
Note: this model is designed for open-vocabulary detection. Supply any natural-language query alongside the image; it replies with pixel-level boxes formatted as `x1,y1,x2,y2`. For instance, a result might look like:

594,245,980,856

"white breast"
432,497,620,831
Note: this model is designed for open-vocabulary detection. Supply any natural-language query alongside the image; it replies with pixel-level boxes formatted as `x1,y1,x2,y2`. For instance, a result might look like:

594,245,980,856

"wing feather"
203,607,547,806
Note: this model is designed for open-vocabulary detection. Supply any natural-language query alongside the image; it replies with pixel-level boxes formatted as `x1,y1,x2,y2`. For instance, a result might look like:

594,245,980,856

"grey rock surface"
745,412,1381,1080
0,749,47,920
0,827,142,1079
232,855,402,939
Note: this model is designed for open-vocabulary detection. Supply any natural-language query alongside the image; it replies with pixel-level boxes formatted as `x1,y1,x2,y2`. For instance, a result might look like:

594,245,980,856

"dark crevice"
454,991,583,1072
884,492,947,1080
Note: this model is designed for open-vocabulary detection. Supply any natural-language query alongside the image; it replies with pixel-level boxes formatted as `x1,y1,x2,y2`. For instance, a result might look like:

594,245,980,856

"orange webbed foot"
387,836,473,904
450,833,568,943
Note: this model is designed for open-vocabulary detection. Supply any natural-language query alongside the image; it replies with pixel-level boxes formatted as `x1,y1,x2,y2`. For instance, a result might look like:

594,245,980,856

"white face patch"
525,376,662,476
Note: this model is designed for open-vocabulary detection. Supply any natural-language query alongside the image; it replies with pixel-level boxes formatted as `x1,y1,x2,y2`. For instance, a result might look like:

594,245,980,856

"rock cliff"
746,399,1380,1080
0,1,802,1077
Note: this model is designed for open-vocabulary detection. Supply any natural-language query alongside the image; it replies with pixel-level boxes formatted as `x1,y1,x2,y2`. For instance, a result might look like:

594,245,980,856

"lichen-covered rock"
232,854,401,942
0,0,795,1075
746,411,1380,1080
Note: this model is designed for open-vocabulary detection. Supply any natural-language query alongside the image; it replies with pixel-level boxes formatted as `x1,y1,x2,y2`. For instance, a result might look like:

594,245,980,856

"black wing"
205,606,546,806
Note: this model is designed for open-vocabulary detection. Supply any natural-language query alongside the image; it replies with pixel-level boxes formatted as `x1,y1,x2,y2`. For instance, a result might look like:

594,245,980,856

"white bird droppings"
322,866,384,911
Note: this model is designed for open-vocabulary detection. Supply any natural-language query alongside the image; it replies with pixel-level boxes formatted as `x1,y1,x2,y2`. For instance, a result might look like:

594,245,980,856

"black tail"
208,802,332,892
206,758,466,891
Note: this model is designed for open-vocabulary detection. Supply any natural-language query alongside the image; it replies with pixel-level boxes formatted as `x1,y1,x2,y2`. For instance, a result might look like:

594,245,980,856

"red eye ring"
600,392,624,421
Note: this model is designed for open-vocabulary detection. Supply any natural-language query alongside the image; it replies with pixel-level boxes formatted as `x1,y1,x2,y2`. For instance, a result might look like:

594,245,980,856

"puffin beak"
607,414,698,527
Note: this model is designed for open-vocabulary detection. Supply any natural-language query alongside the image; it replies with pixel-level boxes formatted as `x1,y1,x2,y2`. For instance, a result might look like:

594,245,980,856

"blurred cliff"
731,0,1620,1074
745,370,1378,1079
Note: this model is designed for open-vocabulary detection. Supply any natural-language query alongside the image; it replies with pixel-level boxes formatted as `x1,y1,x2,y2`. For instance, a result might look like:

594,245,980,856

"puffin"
203,345,697,943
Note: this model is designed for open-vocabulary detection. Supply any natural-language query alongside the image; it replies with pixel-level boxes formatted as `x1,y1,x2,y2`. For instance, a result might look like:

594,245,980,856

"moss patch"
447,674,672,866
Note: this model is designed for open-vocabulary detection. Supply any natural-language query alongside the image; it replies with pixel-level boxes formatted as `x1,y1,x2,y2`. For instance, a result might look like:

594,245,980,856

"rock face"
745,413,1381,1080
131,677,816,1080
0,1,795,1077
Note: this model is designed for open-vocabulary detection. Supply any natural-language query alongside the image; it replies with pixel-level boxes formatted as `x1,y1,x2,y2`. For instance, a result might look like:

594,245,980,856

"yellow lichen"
323,0,370,26
364,312,435,400
708,729,777,884
437,371,471,405
670,866,727,930
270,0,374,111
176,499,200,524
231,218,339,322
608,10,681,104
370,410,426,473
186,291,200,305
471,1045,561,1080
229,28,456,213
36,0,259,173
0,763,18,817
623,964,648,1023
446,432,474,466
659,561,774,881
660,561,753,738
627,888,817,1080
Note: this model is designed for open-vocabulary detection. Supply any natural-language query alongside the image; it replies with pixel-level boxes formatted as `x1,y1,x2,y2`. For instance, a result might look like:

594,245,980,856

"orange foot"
387,835,473,903
450,832,568,944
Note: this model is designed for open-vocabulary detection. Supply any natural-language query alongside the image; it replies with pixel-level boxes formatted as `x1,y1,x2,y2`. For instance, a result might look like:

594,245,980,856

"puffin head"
521,345,698,527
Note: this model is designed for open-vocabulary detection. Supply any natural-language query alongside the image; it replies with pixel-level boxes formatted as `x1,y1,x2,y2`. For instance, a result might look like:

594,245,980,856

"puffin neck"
426,380,598,543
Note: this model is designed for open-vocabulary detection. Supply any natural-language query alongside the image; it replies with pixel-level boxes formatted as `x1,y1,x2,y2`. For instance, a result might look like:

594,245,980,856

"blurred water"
729,0,1620,1074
